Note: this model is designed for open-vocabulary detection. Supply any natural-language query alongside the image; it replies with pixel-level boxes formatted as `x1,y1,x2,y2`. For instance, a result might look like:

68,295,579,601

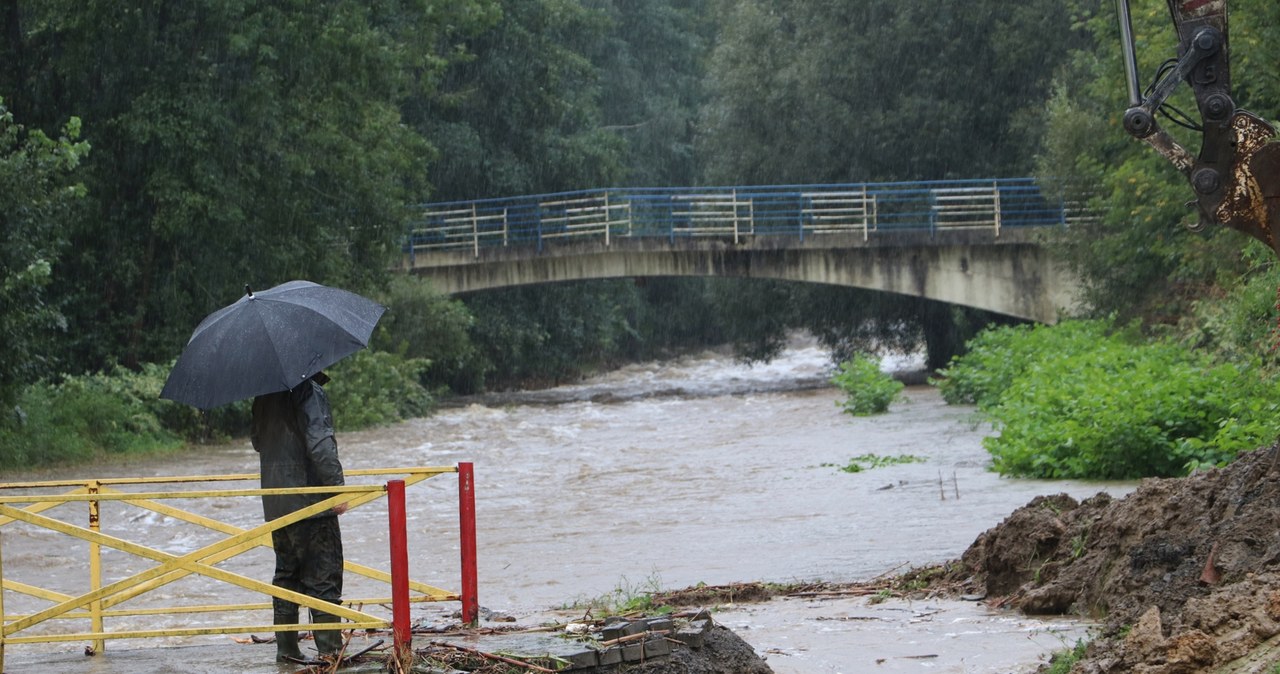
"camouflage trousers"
270,515,344,622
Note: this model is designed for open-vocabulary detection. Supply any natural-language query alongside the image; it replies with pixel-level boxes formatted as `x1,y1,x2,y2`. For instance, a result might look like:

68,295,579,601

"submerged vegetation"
822,454,927,473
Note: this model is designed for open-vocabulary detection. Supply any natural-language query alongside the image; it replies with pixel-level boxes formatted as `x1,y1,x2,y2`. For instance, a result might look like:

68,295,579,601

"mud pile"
408,613,773,674
943,443,1280,673
588,625,774,674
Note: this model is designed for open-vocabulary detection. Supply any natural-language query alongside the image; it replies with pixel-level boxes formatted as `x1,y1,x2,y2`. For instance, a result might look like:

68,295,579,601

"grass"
1043,639,1089,674
565,573,673,616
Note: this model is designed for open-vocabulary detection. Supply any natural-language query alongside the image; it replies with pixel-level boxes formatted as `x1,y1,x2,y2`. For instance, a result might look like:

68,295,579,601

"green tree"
1,1,492,375
696,0,1083,365
0,98,88,408
405,0,731,388
373,275,488,394
463,281,639,388
628,277,728,358
1038,0,1280,324
708,278,796,363
699,0,1084,184
416,0,624,200
588,0,714,187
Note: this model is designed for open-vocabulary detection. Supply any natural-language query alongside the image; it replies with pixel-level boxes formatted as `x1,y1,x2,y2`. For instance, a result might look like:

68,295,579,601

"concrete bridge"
401,178,1089,323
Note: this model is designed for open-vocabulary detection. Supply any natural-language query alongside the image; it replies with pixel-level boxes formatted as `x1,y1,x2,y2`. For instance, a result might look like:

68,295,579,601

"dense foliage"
1038,0,1280,323
936,320,1280,479
8,0,1280,479
830,354,903,416
0,352,435,470
961,0,1280,479
0,0,1086,395
694,0,1080,363
699,0,1085,184
0,367,183,468
325,351,435,431
0,99,88,409
1,2,495,373
934,321,1121,409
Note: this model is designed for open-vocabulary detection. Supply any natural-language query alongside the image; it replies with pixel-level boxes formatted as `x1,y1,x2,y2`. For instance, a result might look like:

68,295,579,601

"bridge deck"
402,178,1089,324
406,178,1093,259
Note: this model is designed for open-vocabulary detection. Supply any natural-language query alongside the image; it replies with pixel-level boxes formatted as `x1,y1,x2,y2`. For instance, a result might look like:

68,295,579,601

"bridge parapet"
406,178,1092,259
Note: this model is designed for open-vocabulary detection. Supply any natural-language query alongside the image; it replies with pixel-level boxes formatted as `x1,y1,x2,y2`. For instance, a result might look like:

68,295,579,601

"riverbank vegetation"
934,317,1280,479
926,1,1280,480
4,1,1280,474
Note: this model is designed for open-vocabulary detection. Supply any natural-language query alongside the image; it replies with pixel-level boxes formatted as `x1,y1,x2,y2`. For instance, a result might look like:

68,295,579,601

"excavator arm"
1118,0,1280,252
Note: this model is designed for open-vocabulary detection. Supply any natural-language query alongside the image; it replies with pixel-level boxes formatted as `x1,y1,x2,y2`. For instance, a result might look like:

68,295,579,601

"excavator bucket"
1217,112,1280,254
1118,0,1280,254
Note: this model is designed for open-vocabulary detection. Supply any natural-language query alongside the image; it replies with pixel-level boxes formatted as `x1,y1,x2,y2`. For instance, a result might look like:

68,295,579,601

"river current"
1,340,1133,673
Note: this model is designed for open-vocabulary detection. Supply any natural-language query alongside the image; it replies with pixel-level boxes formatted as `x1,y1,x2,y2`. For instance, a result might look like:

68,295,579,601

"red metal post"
387,480,411,664
458,462,479,626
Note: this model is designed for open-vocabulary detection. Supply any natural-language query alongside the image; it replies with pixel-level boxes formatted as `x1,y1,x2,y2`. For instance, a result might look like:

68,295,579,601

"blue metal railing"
406,178,1090,258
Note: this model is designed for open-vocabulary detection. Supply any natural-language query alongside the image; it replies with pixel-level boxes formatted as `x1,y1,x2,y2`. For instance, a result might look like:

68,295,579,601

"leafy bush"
932,320,1120,408
0,368,184,469
944,321,1280,479
1181,242,1280,368
130,362,251,444
831,354,904,416
0,347,437,471
373,275,489,394
325,350,434,430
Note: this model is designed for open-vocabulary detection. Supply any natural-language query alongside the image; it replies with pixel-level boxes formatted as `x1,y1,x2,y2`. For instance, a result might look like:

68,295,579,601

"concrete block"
644,618,674,633
672,627,704,649
596,646,623,665
601,620,646,641
643,636,671,658
558,648,599,669
622,641,644,662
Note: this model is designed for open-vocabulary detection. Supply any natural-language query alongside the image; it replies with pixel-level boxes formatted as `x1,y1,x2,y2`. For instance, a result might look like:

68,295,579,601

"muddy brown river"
0,341,1133,673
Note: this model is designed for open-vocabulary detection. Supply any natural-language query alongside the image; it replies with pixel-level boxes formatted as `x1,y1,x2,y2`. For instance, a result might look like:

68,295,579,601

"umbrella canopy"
160,280,386,409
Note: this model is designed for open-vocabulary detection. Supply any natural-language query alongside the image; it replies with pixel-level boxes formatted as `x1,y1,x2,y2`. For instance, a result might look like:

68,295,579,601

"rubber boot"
274,603,304,662
275,630,304,663
310,609,345,658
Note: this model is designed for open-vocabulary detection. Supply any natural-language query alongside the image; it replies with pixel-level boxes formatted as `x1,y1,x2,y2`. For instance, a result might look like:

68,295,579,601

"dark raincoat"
251,378,345,521
252,377,346,627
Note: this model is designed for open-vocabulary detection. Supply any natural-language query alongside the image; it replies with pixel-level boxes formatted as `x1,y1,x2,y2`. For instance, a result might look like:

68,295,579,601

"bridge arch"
400,179,1085,323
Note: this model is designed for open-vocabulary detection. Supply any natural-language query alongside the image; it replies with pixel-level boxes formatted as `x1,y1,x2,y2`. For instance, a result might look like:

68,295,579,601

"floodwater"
0,341,1133,673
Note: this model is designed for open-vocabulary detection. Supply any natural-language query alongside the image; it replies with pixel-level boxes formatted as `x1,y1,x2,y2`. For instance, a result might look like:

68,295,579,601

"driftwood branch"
429,641,558,673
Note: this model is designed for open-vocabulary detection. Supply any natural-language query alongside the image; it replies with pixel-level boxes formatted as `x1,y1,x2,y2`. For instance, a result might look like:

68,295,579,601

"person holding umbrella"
251,370,348,661
160,280,387,663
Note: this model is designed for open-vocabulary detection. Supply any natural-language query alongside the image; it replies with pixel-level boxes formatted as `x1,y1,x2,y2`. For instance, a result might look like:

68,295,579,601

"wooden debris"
428,641,559,673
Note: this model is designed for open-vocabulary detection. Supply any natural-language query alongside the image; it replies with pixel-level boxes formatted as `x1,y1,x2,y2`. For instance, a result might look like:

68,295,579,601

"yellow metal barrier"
0,466,462,669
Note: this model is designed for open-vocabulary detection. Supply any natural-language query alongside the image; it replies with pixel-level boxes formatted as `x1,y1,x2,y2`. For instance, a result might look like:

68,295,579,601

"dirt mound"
406,612,774,674
592,625,774,674
942,443,1280,672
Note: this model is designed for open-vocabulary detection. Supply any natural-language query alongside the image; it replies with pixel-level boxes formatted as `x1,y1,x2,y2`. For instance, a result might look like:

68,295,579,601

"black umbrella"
160,280,387,409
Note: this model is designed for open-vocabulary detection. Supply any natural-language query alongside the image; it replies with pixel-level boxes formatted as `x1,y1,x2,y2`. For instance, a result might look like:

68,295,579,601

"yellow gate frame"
0,466,463,669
